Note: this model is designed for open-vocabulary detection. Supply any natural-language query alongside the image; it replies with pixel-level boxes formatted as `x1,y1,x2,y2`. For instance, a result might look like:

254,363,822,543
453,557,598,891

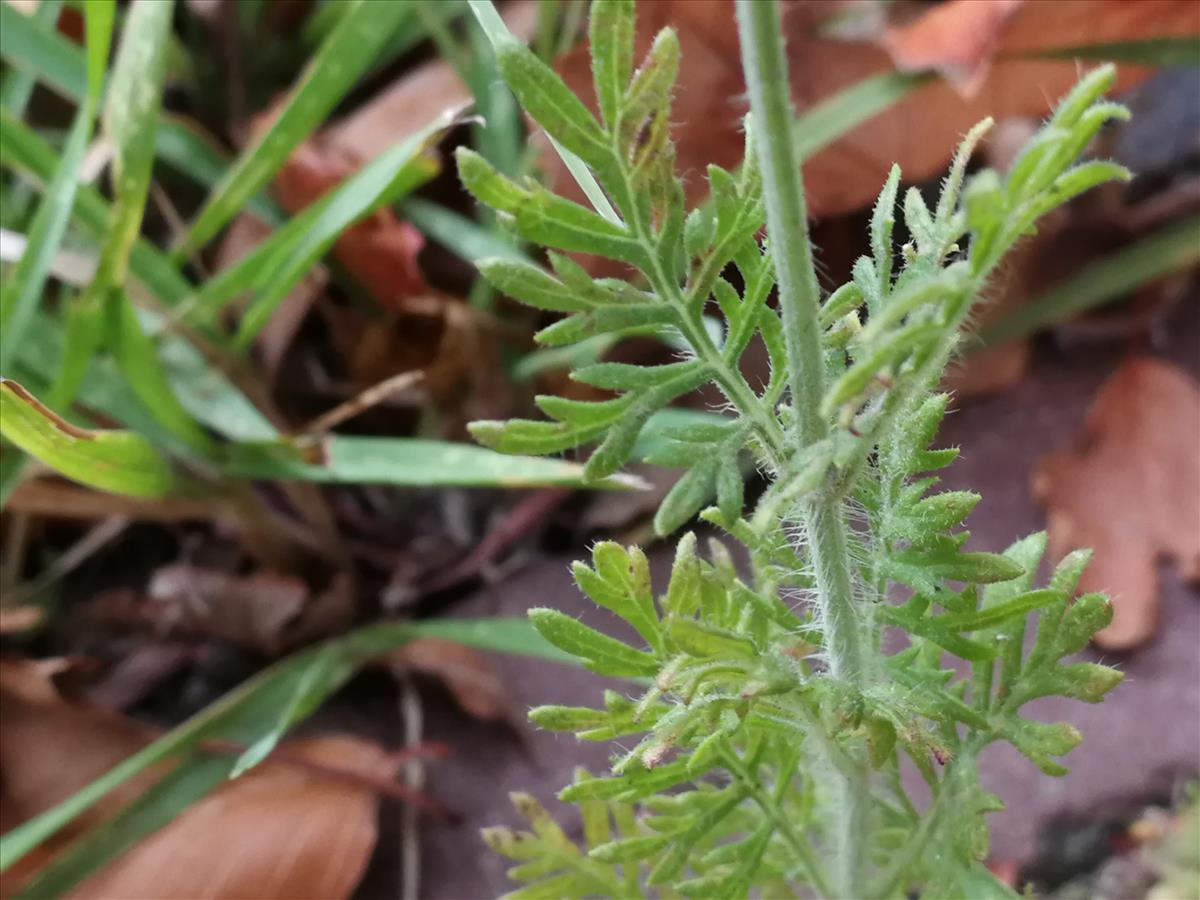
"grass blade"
176,0,414,256
0,0,112,363
0,0,86,101
60,0,213,454
231,113,452,346
0,378,183,498
402,196,530,263
794,71,931,161
224,434,647,489
0,109,196,306
0,617,567,882
1021,37,1200,67
0,0,63,114
980,214,1200,345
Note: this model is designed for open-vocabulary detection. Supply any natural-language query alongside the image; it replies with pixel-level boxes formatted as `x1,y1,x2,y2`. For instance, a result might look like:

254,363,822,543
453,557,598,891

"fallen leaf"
322,1,541,165
0,661,419,899
0,661,167,886
1033,356,1200,650
139,566,355,656
268,139,430,312
0,605,43,633
880,0,1026,95
390,638,509,722
67,736,395,900
549,0,1198,219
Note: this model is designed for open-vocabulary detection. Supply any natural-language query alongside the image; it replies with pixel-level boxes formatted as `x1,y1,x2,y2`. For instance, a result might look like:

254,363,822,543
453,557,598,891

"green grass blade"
980,214,1200,345
0,378,183,498
0,0,86,101
402,196,529,263
154,117,284,224
0,0,63,114
230,113,452,346
0,3,282,225
64,0,212,454
223,434,646,489
14,301,278,446
0,0,112,363
1021,37,1200,67
176,0,414,256
0,616,565,880
794,70,931,162
0,110,196,306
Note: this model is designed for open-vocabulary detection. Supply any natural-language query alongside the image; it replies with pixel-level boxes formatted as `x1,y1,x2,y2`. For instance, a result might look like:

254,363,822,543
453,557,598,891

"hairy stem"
734,0,824,447
736,2,870,895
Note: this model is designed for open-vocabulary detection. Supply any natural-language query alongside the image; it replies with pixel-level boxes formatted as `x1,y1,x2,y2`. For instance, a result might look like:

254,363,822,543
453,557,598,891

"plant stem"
734,0,824,448
736,2,870,896
721,749,831,898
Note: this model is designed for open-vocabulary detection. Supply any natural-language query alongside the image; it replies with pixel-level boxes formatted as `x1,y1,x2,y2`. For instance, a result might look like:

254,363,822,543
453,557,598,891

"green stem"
734,0,824,447
721,749,831,897
736,2,870,896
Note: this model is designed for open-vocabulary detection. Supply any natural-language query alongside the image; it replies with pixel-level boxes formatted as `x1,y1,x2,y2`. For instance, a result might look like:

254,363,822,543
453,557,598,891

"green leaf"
479,257,588,312
0,378,182,498
938,589,1063,632
589,0,635,127
0,0,88,101
177,0,414,255
590,834,669,863
0,0,62,114
667,616,758,659
529,607,660,677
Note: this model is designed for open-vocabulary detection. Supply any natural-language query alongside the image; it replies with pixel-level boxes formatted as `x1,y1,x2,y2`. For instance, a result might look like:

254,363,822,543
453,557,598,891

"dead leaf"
258,129,430,313
1033,357,1200,650
0,661,167,886
322,1,541,165
880,0,1026,95
390,638,509,722
0,661,428,899
549,0,1197,220
140,566,354,656
0,605,43,633
67,737,394,900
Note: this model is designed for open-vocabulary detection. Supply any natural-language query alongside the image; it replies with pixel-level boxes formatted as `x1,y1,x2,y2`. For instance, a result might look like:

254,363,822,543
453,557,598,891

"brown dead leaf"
1033,357,1200,650
550,0,1197,219
390,638,509,722
0,661,166,884
137,566,354,655
0,661,419,899
881,0,1025,95
322,1,540,165
68,736,394,900
266,137,430,313
0,605,43,633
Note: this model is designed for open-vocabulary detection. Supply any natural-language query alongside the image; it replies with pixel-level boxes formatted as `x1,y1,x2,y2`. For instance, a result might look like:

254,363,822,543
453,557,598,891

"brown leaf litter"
0,660,430,899
1033,356,1200,650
